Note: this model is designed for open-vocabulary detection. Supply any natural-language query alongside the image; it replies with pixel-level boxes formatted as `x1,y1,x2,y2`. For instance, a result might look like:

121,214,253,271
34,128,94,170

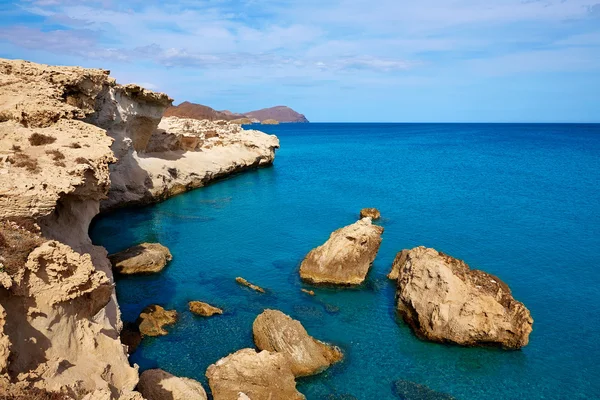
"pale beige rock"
206,349,304,400
109,243,172,275
253,310,343,377
138,305,178,337
299,218,384,285
0,304,10,374
359,208,381,220
138,369,207,400
189,301,223,317
236,277,265,293
387,249,409,280
396,246,533,349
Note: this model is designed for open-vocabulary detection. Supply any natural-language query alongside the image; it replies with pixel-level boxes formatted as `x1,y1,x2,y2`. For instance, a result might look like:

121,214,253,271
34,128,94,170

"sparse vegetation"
29,132,56,146
11,144,21,152
68,142,81,149
9,153,39,172
0,387,71,400
0,219,43,276
45,149,65,161
75,157,89,164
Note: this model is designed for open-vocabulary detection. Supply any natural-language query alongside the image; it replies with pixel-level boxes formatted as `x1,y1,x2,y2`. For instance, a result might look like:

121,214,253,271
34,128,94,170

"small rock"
137,305,178,337
359,208,381,220
301,288,315,296
189,301,223,317
206,348,304,400
138,369,207,400
109,243,172,275
253,309,343,377
299,218,384,285
236,277,265,293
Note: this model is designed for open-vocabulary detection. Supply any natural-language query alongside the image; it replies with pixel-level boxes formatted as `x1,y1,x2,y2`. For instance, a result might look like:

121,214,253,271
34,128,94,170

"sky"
0,0,599,122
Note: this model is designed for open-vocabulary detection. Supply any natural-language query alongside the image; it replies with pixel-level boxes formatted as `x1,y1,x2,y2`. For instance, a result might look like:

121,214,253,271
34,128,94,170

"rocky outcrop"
236,277,265,293
138,369,207,400
164,101,243,121
189,301,223,317
206,349,305,400
245,106,309,123
109,243,172,275
137,305,178,337
395,246,533,349
261,119,279,125
387,249,409,280
102,116,279,210
299,218,384,285
252,310,343,377
359,208,380,220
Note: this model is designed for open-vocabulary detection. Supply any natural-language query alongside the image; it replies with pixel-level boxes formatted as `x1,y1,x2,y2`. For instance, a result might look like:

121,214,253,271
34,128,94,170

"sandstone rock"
138,305,178,337
299,218,384,285
387,249,409,280
359,208,381,220
395,247,533,349
301,288,315,296
138,369,207,400
109,243,172,275
189,301,223,317
253,310,343,377
261,119,279,125
236,277,265,293
206,348,304,400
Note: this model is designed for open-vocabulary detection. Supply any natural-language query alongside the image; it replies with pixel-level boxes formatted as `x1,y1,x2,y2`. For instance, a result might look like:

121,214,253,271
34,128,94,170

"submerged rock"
137,305,178,337
360,208,381,220
393,380,455,400
299,218,384,285
253,309,343,377
138,369,207,400
301,288,315,296
206,348,305,400
236,277,266,293
109,243,172,275
395,247,533,349
387,249,409,280
189,301,223,317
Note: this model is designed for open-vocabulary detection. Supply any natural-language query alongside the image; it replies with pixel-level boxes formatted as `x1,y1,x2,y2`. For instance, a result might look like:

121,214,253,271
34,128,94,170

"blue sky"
1,0,599,122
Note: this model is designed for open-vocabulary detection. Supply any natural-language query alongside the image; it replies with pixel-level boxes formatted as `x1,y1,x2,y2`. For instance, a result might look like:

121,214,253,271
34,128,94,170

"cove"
90,123,600,399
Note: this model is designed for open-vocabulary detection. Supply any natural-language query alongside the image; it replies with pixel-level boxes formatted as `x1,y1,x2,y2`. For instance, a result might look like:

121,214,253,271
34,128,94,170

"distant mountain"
164,102,308,123
244,106,309,123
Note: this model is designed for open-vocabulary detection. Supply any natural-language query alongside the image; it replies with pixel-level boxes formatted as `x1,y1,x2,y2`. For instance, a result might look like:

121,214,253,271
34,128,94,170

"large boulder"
138,369,207,400
359,208,381,220
137,305,178,337
395,247,533,349
189,301,223,317
299,218,384,285
206,348,305,400
109,243,172,275
252,309,343,377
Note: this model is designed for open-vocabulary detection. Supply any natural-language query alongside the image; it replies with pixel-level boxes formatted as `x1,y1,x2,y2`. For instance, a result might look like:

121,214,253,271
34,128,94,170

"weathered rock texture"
236,277,265,293
189,301,223,317
0,58,151,398
102,116,279,210
395,246,533,349
206,349,305,400
253,310,343,377
138,369,207,400
387,249,409,280
137,305,178,337
359,208,380,220
109,243,172,275
299,218,384,285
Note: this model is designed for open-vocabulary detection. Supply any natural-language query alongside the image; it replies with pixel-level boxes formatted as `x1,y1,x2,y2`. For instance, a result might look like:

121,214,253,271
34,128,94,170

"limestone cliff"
0,58,279,398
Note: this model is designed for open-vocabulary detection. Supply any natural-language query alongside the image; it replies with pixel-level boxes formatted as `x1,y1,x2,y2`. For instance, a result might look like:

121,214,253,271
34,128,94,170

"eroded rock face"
299,218,384,285
189,301,223,317
253,310,343,377
206,349,304,400
359,208,380,220
137,305,178,337
387,249,409,280
109,243,172,275
395,246,533,349
138,369,207,400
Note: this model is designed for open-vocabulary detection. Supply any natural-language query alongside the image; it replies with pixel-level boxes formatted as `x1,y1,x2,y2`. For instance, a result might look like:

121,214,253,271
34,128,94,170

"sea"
90,123,600,399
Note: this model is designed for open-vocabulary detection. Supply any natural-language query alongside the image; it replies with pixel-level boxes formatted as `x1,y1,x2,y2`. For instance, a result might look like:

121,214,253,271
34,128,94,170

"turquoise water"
90,123,600,399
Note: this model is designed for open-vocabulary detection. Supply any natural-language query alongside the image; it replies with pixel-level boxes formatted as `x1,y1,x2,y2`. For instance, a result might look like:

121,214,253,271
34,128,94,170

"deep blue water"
90,123,600,399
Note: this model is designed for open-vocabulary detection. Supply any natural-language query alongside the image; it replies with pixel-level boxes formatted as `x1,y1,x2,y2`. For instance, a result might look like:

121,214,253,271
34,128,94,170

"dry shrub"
45,149,65,161
0,219,43,276
9,153,39,173
10,144,21,152
75,157,89,164
0,387,71,400
29,133,56,146
68,142,81,149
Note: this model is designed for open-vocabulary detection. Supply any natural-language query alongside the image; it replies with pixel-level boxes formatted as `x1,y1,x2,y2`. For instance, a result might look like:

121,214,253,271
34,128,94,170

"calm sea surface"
90,123,600,399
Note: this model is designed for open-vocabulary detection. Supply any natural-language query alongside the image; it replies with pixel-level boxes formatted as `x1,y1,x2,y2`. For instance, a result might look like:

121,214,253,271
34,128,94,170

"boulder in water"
360,208,381,220
109,243,172,275
189,301,223,317
137,305,178,337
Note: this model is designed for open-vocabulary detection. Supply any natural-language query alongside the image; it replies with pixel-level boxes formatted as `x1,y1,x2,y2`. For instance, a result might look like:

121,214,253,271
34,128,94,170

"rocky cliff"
0,58,279,398
165,102,309,123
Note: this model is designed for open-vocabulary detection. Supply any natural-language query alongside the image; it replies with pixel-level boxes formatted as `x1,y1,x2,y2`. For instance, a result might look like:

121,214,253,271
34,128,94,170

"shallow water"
90,123,600,399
